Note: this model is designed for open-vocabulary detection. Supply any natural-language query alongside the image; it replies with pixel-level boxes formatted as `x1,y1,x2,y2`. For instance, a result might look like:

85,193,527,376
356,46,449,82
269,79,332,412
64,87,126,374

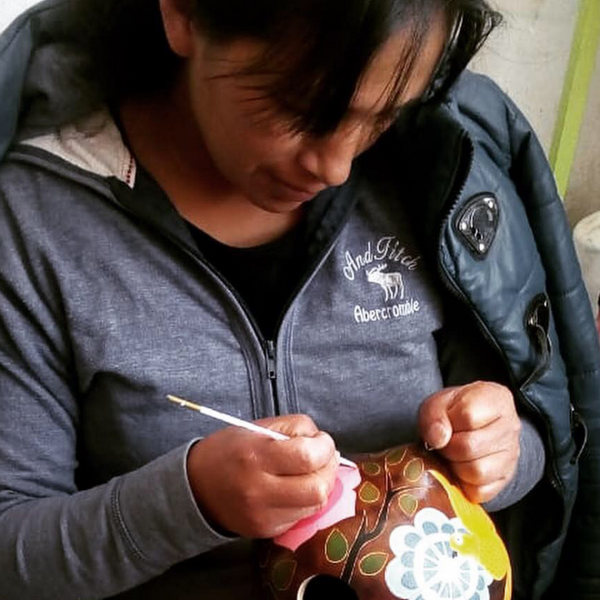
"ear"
159,0,196,58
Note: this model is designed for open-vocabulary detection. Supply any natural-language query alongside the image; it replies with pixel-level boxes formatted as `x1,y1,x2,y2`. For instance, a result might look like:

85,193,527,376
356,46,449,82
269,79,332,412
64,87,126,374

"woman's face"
166,11,450,214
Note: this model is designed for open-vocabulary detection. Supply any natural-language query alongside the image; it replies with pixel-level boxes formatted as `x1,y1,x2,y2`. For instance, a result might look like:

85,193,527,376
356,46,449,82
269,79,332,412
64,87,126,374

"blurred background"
1,1,599,244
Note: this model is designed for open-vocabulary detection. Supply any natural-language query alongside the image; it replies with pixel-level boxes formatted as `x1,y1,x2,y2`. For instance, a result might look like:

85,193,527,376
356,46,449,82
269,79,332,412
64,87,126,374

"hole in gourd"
300,574,359,600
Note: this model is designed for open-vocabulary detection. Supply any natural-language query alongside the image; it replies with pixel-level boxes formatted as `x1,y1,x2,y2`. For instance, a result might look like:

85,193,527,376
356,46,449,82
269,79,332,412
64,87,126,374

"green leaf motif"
404,458,424,482
325,529,349,563
386,447,407,466
399,493,418,517
359,481,381,504
359,552,389,576
271,559,297,591
362,462,381,476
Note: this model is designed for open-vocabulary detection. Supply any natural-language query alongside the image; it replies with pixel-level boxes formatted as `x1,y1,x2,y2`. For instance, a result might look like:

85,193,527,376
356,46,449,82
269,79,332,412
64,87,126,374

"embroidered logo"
366,264,404,301
342,236,422,324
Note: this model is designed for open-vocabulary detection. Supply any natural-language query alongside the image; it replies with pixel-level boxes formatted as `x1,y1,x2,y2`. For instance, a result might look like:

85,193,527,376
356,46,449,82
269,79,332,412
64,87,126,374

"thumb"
256,414,319,439
418,388,458,450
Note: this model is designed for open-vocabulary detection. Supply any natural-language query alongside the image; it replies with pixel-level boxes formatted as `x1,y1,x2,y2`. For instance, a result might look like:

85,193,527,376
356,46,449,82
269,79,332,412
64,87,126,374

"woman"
0,0,597,599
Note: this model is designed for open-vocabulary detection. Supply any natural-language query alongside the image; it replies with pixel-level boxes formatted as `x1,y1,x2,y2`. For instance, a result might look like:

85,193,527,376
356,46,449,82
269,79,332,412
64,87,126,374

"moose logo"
366,263,405,302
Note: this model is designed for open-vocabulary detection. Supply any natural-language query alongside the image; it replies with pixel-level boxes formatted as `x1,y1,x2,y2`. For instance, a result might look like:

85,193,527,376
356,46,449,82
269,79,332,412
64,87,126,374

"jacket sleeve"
454,72,600,599
506,93,600,599
0,187,232,600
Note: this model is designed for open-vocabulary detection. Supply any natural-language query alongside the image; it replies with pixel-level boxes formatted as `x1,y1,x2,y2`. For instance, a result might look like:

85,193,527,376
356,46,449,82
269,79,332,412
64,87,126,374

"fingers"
257,414,320,438
441,419,517,462
263,458,340,510
264,432,338,475
420,382,521,504
221,439,339,537
441,418,520,503
451,449,518,502
254,414,338,476
446,383,512,432
418,387,459,449
186,414,343,538
460,478,512,505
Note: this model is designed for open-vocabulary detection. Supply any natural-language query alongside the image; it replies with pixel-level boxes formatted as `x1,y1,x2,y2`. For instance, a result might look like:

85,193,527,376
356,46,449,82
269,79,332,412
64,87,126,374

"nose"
297,128,359,188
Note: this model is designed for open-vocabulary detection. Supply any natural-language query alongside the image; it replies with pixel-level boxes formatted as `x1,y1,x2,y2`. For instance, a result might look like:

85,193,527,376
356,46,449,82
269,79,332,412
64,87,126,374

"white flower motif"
385,507,493,600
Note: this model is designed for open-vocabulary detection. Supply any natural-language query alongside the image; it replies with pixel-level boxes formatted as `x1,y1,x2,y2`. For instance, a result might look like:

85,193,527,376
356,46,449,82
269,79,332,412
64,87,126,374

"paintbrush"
167,394,358,469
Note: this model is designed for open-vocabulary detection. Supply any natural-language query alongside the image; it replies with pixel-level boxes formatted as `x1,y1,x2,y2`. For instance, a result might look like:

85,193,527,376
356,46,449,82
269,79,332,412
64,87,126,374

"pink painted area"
274,465,361,552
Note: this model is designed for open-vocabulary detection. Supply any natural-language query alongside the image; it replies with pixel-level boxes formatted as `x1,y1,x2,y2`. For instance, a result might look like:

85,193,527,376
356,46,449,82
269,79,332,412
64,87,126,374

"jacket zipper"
435,134,566,496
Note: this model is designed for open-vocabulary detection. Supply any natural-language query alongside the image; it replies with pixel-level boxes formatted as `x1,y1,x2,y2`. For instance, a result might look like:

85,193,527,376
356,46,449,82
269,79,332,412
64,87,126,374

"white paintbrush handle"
167,395,357,469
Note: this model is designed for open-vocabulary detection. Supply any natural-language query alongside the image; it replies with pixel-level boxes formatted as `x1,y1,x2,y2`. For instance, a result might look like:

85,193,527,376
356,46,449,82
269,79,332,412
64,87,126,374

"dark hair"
66,0,501,135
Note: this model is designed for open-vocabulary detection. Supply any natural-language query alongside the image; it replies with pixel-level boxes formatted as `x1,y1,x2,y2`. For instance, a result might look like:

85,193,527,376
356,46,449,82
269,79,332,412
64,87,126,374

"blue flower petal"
423,521,439,534
401,551,414,568
401,571,418,590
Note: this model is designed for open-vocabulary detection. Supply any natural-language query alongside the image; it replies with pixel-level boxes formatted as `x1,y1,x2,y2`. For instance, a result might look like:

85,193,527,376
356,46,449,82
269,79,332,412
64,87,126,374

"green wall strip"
550,0,600,198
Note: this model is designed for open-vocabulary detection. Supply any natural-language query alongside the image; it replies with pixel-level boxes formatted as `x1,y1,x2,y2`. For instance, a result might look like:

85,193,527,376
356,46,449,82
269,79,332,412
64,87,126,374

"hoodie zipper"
165,205,354,418
435,134,566,496
153,243,284,414
260,191,360,411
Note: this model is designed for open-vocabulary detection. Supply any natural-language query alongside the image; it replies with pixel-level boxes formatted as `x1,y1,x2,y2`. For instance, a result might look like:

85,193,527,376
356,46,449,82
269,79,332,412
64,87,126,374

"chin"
255,197,306,215
246,188,311,214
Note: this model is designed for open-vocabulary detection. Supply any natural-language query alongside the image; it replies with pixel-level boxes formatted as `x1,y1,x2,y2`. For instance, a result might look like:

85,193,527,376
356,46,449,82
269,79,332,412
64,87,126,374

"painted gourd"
258,443,511,600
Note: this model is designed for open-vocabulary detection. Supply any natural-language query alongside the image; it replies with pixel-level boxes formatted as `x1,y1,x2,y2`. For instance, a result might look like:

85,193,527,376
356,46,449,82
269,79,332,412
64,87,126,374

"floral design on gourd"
385,507,493,600
260,444,511,600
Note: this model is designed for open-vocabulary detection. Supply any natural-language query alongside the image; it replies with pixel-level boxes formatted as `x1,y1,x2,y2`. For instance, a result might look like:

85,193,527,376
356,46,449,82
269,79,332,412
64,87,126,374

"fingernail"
425,421,450,450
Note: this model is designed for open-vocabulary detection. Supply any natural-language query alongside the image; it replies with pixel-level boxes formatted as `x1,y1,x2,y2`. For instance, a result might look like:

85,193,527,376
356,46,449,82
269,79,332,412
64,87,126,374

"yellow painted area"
429,469,512,600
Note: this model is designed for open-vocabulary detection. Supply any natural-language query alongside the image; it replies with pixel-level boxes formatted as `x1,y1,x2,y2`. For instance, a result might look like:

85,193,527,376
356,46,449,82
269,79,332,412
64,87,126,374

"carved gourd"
258,443,511,600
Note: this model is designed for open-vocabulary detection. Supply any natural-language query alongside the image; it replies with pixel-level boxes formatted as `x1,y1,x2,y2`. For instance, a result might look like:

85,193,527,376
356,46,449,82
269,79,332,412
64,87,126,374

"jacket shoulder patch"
455,193,500,259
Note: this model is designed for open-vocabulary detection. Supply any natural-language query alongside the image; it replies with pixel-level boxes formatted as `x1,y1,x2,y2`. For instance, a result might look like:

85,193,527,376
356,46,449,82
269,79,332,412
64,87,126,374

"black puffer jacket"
403,72,600,599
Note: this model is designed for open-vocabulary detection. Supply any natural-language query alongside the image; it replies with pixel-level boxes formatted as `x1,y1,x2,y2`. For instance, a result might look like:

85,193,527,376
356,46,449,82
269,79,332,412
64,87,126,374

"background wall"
0,0,36,33
472,0,579,153
1,0,599,224
567,44,600,227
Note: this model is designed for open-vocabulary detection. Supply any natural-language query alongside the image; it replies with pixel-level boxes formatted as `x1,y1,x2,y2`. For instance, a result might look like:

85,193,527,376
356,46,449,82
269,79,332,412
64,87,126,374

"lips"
270,173,324,197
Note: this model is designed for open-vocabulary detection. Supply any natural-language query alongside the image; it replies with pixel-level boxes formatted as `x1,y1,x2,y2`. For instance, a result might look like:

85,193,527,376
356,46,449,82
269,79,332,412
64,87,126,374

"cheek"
224,129,298,174
231,127,302,175
189,78,302,173
206,123,301,189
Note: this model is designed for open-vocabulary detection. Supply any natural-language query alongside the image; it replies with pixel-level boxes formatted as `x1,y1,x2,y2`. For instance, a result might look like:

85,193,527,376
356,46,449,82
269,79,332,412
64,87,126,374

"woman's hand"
186,414,339,538
418,381,521,504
